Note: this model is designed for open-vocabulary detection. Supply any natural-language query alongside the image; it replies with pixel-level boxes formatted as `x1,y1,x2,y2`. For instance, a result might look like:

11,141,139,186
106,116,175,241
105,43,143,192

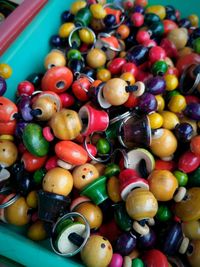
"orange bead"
107,176,122,203
148,170,178,201
190,135,200,156
116,24,130,39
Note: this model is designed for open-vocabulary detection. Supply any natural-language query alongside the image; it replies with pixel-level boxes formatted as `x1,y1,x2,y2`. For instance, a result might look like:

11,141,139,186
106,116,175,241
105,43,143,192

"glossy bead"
168,95,186,113
167,28,188,50
184,103,200,121
152,60,168,76
107,176,121,203
109,253,123,267
0,63,12,79
103,14,116,28
138,228,156,249
41,66,73,93
164,74,178,91
87,48,106,68
150,129,177,158
174,123,193,143
160,111,179,130
72,76,91,101
115,232,137,256
148,21,164,36
193,37,200,54
61,10,74,22
126,188,158,220
90,4,106,19
145,5,166,20
0,77,7,96
59,22,75,38
173,170,188,186
49,109,82,140
120,72,135,85
178,151,200,173
0,140,18,167
175,188,200,222
191,136,200,156
21,151,47,172
72,163,99,190
44,50,66,69
75,202,103,229
116,24,130,39
148,112,163,129
67,49,82,61
55,141,87,166
122,63,138,77
97,69,111,82
113,202,132,231
156,204,172,221
70,1,86,14
108,58,127,75
136,30,151,44
17,81,34,96
81,235,113,267
145,76,166,95
27,220,47,241
5,196,30,226
132,258,144,267
79,28,94,44
131,12,144,27
138,93,157,114
149,46,166,64
96,138,110,154
155,95,165,112
188,14,199,27
142,249,168,267
50,35,63,48
163,19,178,35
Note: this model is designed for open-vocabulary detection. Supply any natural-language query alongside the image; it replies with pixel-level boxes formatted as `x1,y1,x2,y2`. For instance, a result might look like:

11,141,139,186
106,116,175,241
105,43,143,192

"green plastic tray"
1,0,200,266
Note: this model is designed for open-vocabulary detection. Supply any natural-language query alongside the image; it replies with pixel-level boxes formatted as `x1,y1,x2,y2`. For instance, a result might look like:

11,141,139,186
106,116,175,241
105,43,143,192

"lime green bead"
67,49,82,60
173,170,188,186
96,138,110,154
132,258,144,267
152,60,168,75
156,204,172,221
193,37,200,54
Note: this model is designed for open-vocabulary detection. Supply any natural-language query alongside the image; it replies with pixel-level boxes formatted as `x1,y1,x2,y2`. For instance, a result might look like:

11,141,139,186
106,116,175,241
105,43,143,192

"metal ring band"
97,32,123,52
68,26,96,54
74,72,94,83
179,65,200,95
50,212,90,257
0,193,20,209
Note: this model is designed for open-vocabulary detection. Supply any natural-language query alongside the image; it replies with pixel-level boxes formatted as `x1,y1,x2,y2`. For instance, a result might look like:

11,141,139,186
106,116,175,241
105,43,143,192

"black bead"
68,59,85,73
50,34,62,48
103,14,116,28
61,10,74,22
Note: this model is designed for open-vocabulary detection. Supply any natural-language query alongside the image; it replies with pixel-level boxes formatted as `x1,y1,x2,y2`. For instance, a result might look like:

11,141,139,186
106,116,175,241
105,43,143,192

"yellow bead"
70,1,87,15
119,51,126,58
97,68,111,82
145,5,166,20
160,111,179,130
0,63,12,79
155,95,165,112
79,28,94,44
165,74,179,91
59,23,75,38
148,112,163,129
188,14,199,27
168,95,187,113
107,176,122,203
90,4,106,19
26,191,38,209
120,72,135,85
0,135,14,141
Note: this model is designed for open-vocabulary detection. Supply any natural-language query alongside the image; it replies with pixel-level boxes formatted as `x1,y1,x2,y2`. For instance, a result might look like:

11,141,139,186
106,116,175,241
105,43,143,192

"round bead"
156,204,172,221
148,112,163,129
0,63,12,79
168,95,187,113
109,253,123,267
164,74,178,91
132,258,145,267
59,22,75,38
173,170,188,186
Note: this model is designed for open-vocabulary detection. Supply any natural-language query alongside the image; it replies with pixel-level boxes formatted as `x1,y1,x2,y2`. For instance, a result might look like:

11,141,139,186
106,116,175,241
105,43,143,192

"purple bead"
0,77,7,96
133,5,145,14
145,76,166,95
138,229,156,249
109,253,123,267
184,103,200,121
18,96,33,121
126,45,149,66
115,232,137,256
138,93,158,114
174,123,193,142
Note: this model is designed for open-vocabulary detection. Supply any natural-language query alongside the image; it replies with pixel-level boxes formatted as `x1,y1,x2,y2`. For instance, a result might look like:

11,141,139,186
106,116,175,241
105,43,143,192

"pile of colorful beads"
1,0,200,266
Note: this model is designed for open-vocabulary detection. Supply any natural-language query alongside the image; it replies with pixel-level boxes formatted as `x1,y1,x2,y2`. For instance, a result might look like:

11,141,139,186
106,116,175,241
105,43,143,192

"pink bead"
143,39,157,48
148,46,166,64
136,30,151,44
109,253,123,267
43,126,54,142
131,12,144,27
45,156,58,170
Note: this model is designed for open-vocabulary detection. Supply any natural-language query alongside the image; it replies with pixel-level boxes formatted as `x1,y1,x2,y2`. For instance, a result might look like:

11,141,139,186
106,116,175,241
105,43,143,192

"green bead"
96,138,110,154
149,21,164,36
104,163,120,178
173,170,188,186
67,49,82,60
156,204,172,221
74,7,92,27
33,168,46,185
105,121,120,140
132,258,144,267
193,37,200,54
144,13,161,25
152,60,168,75
113,202,132,232
188,167,200,187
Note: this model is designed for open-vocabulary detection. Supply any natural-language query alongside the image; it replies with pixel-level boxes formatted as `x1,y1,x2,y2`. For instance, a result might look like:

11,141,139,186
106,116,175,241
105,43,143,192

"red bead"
72,77,91,101
185,95,200,104
45,156,58,170
43,126,54,142
166,67,179,77
124,93,139,108
136,30,151,44
121,62,138,77
131,12,144,27
143,39,157,47
178,150,200,173
155,159,177,171
59,92,75,108
163,19,178,35
108,57,127,75
22,151,47,172
17,81,35,96
190,136,200,156
148,46,166,64
142,249,168,267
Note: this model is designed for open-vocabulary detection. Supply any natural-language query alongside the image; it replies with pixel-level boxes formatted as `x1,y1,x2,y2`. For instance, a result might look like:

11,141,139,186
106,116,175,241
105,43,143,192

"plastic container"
1,0,200,266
